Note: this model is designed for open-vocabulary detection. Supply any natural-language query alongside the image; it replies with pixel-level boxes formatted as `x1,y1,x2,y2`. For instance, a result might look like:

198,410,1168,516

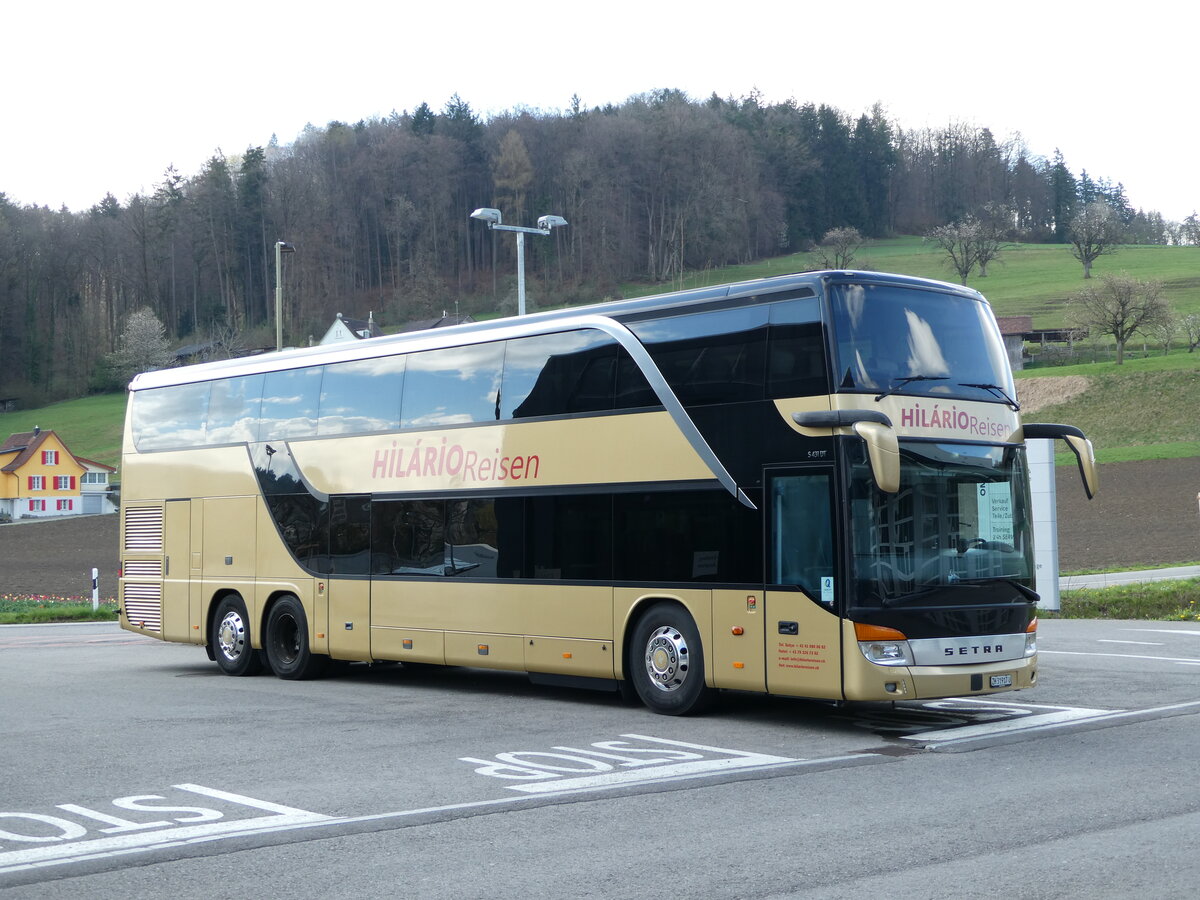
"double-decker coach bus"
118,270,1096,715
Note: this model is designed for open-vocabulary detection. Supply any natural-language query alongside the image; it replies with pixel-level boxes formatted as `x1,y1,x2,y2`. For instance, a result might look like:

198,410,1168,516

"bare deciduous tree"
926,220,980,284
1071,274,1170,364
973,203,1013,277
1069,201,1123,278
813,226,865,269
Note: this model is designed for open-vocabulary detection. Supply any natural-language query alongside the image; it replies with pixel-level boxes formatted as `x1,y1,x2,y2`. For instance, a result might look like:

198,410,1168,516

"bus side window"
402,344,505,427
767,299,828,399
260,366,323,440
771,473,834,600
372,500,446,576
319,356,405,435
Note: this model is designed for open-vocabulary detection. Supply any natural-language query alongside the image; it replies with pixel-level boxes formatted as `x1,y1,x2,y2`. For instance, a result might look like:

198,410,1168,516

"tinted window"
260,366,323,439
767,298,828,398
266,494,328,572
372,500,446,575
445,497,500,578
527,495,612,580
502,331,617,418
206,374,264,444
628,306,769,406
614,490,761,583
132,383,211,450
402,343,504,427
319,356,405,435
329,494,372,575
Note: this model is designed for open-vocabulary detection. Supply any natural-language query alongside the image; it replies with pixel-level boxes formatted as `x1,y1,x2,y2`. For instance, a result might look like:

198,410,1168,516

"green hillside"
625,236,1200,326
0,394,126,470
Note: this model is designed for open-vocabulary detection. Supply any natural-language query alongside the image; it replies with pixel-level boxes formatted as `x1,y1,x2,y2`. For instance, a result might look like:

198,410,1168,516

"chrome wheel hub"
217,610,247,661
644,626,690,692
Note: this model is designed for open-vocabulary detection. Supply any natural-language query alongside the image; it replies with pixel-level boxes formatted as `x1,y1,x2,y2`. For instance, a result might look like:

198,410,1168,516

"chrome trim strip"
908,632,1027,666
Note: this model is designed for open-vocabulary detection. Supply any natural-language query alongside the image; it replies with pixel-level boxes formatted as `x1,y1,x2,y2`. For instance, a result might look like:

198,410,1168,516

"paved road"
1059,564,1200,590
1,620,1197,898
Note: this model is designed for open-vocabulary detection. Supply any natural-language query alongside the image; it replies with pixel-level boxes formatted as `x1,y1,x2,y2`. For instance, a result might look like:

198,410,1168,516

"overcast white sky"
4,2,1196,221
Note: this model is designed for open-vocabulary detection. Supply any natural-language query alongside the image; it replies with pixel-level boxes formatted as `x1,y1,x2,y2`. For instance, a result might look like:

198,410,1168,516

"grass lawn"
0,393,126,469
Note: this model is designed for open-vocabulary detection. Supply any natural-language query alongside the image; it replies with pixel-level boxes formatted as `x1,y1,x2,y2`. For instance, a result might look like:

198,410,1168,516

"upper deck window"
828,283,1015,405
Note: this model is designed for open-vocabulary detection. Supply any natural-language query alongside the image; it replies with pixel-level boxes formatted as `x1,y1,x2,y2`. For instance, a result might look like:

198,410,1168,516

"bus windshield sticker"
821,576,835,605
976,483,1014,545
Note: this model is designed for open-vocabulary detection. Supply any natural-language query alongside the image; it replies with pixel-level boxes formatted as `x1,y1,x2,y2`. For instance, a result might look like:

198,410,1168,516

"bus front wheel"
264,595,328,680
211,594,263,676
629,602,714,716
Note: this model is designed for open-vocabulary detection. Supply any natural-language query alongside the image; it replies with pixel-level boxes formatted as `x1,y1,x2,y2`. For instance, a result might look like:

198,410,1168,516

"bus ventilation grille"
123,560,163,579
123,584,163,632
124,507,164,552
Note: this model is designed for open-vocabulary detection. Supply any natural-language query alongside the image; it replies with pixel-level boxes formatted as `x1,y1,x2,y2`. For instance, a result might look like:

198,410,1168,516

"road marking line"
914,700,1200,750
1040,650,1200,664
901,707,1109,743
0,786,330,875
1098,640,1164,646
1125,628,1200,636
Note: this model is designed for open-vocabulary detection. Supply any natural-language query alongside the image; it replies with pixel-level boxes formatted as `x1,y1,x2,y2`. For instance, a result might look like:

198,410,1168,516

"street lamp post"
274,241,295,351
470,208,567,316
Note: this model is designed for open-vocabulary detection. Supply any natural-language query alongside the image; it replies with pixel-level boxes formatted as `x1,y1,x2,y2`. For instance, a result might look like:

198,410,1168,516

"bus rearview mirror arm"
1017,423,1098,500
793,410,900,493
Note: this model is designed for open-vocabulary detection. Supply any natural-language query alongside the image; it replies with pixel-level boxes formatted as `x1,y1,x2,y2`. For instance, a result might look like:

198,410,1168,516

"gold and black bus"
119,270,1096,715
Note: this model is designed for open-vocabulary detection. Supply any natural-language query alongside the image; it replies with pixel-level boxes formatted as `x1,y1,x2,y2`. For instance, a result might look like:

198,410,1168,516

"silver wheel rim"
644,625,690,692
217,609,247,662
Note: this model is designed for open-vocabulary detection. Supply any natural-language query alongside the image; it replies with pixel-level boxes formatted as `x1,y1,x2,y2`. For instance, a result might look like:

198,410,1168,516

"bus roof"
129,269,985,392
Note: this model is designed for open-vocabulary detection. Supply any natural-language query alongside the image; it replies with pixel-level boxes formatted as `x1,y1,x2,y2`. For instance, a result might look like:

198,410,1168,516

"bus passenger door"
161,500,191,643
765,468,844,700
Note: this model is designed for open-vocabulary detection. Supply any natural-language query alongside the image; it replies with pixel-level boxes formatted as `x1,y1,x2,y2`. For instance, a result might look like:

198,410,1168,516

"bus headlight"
1024,618,1037,657
853,622,914,667
859,639,914,667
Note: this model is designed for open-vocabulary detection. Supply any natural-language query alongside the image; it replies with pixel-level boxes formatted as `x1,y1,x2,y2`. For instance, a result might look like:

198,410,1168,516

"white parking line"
1040,649,1200,665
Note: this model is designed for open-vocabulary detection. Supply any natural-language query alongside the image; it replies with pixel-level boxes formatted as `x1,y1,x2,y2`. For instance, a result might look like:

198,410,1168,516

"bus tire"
211,594,263,676
629,602,714,716
264,595,328,680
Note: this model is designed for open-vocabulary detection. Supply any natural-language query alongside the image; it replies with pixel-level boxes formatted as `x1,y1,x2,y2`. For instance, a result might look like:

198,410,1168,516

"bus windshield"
828,282,1015,405
847,441,1034,609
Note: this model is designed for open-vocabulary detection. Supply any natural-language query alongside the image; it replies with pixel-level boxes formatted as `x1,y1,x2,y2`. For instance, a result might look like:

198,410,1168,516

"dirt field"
2,457,1197,599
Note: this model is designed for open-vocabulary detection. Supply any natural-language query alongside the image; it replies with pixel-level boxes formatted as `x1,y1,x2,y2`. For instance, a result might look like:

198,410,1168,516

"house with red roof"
0,428,117,520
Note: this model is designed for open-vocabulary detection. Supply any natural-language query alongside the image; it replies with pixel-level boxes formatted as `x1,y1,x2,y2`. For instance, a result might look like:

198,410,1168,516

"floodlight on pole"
470,208,568,316
274,241,295,351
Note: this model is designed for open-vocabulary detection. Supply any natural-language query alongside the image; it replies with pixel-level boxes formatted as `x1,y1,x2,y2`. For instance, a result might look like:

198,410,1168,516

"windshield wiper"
874,375,948,402
959,382,1020,411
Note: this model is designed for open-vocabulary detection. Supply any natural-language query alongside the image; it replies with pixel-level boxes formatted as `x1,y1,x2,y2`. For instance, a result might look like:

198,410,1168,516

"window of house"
56,499,73,511
54,476,75,490
42,450,59,465
82,472,107,485
29,499,45,512
28,476,44,491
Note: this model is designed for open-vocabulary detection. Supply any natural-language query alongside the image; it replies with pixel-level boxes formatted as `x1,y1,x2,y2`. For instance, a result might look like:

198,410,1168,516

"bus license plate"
990,674,1013,688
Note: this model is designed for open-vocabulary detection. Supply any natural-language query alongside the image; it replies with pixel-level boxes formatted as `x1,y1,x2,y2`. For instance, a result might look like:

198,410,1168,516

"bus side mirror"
1018,423,1098,500
853,421,900,493
793,410,900,493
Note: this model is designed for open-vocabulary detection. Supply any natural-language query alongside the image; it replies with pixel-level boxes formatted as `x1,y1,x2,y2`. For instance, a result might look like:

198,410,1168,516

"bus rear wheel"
264,595,328,680
211,594,263,676
629,602,714,716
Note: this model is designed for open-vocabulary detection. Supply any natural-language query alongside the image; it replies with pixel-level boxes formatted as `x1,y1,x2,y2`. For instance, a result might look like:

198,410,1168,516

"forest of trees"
0,89,1192,403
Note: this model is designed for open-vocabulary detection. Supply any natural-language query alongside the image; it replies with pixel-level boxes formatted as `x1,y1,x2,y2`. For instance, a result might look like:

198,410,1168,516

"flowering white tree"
108,307,174,380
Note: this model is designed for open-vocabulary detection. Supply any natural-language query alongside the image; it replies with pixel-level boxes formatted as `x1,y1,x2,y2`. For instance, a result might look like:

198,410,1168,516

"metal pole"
274,241,283,351
516,231,526,316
